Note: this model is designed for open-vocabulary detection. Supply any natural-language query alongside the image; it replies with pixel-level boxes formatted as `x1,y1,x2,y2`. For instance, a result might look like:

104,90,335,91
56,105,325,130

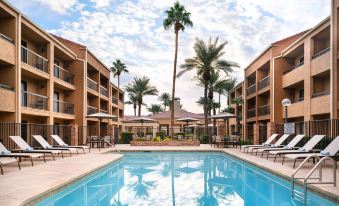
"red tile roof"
124,109,204,121
51,34,86,49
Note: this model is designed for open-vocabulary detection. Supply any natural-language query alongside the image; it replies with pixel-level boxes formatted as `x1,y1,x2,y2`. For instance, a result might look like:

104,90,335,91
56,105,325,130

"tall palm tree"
158,92,172,111
125,76,158,116
214,77,237,113
163,1,193,137
110,59,129,90
147,104,164,115
232,97,243,135
178,37,239,138
125,94,138,116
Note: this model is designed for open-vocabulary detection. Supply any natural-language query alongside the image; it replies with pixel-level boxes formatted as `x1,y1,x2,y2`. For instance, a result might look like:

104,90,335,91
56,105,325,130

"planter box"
130,140,200,146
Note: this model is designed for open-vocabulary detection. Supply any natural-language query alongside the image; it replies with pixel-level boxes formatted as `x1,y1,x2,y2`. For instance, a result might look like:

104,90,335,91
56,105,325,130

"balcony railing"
21,46,48,73
247,108,256,118
283,62,304,75
87,105,98,115
247,84,256,96
312,91,330,98
53,100,74,114
21,91,48,110
258,104,270,116
258,75,270,91
54,64,74,85
99,109,108,114
87,77,97,91
0,33,14,43
100,85,108,97
112,96,118,104
312,47,330,59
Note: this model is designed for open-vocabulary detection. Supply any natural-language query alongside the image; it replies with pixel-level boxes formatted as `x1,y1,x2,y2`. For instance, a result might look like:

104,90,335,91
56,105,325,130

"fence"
0,123,72,149
274,119,339,150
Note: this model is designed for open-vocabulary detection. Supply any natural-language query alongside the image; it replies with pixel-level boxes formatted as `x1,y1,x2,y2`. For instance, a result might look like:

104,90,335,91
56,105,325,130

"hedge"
121,132,133,144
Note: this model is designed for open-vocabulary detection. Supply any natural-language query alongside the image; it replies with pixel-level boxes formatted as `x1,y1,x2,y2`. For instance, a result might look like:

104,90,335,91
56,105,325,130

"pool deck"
0,145,337,205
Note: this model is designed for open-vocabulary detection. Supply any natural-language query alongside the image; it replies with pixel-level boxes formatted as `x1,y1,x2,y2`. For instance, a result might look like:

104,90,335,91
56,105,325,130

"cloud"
14,0,331,115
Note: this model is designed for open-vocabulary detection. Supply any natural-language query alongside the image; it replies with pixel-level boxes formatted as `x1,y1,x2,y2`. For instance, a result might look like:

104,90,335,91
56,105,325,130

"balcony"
247,84,256,96
100,85,108,97
311,92,330,115
286,101,304,118
0,85,15,112
0,33,15,65
87,77,97,92
282,64,304,88
53,100,74,115
311,47,330,76
283,62,304,75
87,105,98,115
21,46,48,74
247,108,256,118
21,91,48,110
312,91,330,98
258,104,270,116
258,76,270,91
99,109,108,114
54,64,74,85
112,96,118,105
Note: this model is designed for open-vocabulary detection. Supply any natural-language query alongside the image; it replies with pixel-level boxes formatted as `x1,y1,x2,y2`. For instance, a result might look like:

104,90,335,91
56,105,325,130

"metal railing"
54,64,74,85
258,104,270,116
312,91,330,98
258,75,270,91
100,85,108,97
283,62,304,75
112,96,118,104
87,77,97,91
87,105,98,115
53,100,74,114
0,33,14,43
247,108,256,118
247,84,256,96
21,91,48,110
21,46,48,73
312,47,330,59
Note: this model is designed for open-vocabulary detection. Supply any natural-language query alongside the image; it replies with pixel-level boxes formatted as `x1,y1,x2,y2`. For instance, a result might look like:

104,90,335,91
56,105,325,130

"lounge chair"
0,157,20,175
0,142,45,166
32,135,77,156
284,136,339,168
261,134,305,158
250,134,291,155
10,136,62,160
51,135,90,153
241,134,279,152
268,135,325,164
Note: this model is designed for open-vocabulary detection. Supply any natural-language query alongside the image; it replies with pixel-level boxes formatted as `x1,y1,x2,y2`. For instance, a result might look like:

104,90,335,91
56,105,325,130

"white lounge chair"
51,135,90,153
250,134,291,155
241,134,279,152
268,135,325,163
261,134,305,158
0,157,20,175
10,136,62,160
32,135,77,156
0,142,45,166
284,136,339,168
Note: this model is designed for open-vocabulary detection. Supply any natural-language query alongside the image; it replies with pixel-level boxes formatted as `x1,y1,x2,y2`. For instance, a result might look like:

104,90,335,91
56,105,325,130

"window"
299,89,304,101
54,60,60,78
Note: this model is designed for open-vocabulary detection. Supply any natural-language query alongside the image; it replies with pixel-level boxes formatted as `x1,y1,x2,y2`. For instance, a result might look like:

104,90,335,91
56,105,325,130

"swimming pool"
36,152,336,206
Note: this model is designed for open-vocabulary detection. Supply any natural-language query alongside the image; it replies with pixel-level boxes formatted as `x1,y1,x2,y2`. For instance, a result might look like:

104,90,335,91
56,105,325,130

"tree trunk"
133,104,137,116
170,30,179,138
218,92,221,113
204,83,209,141
117,75,120,90
138,103,142,116
213,107,217,136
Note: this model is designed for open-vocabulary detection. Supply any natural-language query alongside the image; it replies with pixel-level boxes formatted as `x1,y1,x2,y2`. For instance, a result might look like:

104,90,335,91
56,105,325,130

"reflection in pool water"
36,152,336,206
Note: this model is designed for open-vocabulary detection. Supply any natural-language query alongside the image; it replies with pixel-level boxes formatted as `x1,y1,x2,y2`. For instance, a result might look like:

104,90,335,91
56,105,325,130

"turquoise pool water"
36,152,336,206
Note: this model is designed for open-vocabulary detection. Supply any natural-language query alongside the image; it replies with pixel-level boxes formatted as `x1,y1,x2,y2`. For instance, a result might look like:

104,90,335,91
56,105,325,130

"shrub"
199,135,209,144
153,136,161,141
121,132,133,144
156,131,165,140
146,132,153,136
241,140,253,145
174,132,185,136
163,137,171,142
135,138,146,141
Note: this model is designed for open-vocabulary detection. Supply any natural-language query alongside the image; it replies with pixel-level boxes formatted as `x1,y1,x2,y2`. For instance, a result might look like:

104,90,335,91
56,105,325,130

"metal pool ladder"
291,155,337,205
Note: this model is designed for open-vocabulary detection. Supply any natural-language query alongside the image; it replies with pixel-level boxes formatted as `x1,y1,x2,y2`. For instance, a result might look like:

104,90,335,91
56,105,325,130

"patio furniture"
228,135,241,148
51,135,90,153
0,157,20,175
0,142,45,167
10,136,62,160
261,134,305,158
32,135,76,156
249,134,291,155
241,134,279,152
284,136,339,168
214,136,224,148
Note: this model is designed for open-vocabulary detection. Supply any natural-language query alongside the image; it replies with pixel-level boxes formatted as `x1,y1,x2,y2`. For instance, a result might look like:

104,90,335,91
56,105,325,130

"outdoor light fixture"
282,98,291,123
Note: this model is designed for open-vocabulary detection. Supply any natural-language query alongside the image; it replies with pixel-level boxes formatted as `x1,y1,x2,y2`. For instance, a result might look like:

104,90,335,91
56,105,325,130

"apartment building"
0,1,124,145
227,82,244,137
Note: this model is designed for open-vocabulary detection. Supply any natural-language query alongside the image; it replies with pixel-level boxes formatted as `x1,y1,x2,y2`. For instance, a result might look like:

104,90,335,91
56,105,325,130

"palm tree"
214,77,237,113
232,97,243,135
147,104,164,115
125,76,158,116
178,37,239,138
196,97,213,116
110,59,129,90
163,1,193,137
125,93,138,116
158,92,172,111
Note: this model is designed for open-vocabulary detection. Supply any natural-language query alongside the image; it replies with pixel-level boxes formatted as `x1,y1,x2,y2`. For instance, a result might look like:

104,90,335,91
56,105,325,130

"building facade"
0,1,124,146
228,82,244,137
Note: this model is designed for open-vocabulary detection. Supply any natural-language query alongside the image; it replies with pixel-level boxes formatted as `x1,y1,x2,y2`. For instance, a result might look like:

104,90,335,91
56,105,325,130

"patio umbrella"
128,117,158,136
208,112,236,137
176,117,199,133
86,112,118,137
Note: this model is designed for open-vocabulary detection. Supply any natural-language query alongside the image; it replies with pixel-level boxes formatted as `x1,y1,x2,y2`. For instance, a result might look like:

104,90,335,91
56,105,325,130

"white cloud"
44,0,330,115
32,0,78,14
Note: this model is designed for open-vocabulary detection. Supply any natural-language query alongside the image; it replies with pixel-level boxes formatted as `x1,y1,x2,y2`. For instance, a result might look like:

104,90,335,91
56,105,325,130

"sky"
8,0,330,116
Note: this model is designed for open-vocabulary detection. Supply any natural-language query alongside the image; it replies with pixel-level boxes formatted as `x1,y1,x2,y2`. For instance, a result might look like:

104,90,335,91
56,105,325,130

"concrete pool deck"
0,145,337,205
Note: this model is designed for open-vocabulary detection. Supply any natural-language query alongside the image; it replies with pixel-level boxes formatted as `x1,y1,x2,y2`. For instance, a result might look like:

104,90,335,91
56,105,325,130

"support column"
253,123,260,145
71,124,79,145
267,122,276,138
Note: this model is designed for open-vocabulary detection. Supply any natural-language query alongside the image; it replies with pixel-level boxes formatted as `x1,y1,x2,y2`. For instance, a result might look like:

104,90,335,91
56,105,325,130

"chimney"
173,97,181,117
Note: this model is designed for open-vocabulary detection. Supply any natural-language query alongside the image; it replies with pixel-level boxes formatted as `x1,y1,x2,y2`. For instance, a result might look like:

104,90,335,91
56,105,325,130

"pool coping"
20,154,124,206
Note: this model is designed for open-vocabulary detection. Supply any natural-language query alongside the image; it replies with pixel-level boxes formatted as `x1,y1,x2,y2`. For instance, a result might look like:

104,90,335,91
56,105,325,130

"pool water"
36,152,336,206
